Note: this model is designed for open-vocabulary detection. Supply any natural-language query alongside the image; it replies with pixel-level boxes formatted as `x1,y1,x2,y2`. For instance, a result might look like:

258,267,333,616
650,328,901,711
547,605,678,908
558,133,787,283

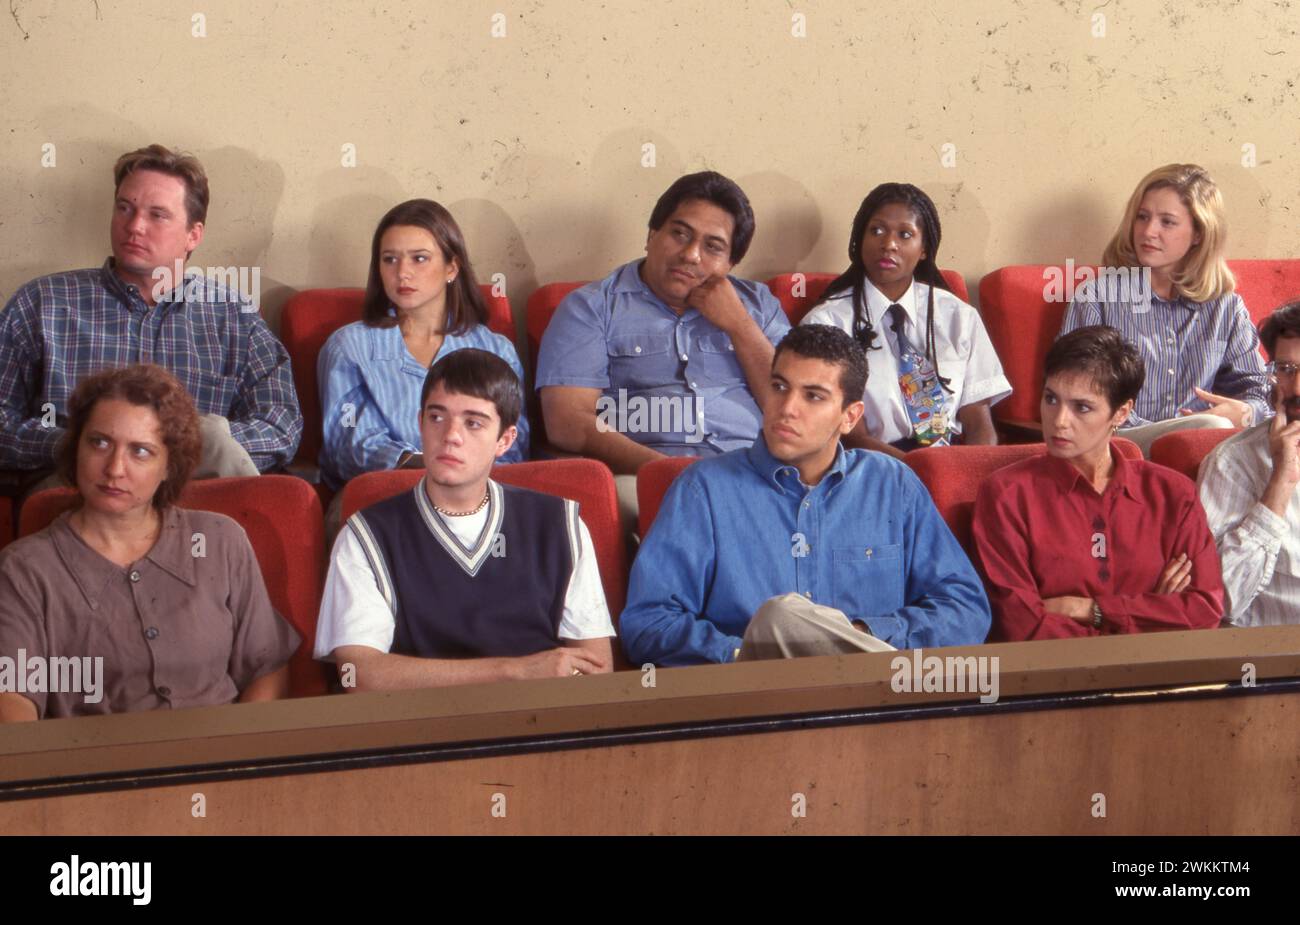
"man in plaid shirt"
0,144,302,483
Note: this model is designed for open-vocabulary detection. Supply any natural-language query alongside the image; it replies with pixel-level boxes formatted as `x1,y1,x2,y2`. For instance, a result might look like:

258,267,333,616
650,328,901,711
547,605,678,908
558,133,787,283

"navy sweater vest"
348,480,579,658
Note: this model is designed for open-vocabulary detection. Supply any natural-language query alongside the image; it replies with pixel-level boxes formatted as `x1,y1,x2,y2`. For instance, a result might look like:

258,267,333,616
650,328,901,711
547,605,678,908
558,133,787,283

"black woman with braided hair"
802,182,1011,458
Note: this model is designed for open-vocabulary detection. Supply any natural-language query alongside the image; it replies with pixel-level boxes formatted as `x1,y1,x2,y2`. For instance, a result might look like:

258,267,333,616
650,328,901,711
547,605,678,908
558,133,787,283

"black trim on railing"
1,675,1296,803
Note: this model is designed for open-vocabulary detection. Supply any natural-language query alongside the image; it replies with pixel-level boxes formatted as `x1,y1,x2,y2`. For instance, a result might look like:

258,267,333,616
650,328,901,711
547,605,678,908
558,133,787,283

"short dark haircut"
362,199,489,335
419,349,522,435
1044,325,1145,412
58,364,202,510
773,325,868,408
647,171,756,264
113,144,210,227
1258,301,1300,360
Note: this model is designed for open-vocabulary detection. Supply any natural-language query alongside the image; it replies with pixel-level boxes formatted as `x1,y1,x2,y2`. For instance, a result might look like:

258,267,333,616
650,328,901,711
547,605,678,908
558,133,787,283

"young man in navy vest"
315,349,615,688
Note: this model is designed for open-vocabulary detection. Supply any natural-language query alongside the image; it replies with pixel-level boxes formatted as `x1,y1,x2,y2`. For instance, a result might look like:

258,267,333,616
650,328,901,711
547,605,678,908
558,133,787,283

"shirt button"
690,381,698,388
803,500,810,508
145,627,159,640
634,345,642,354
804,591,812,598
680,353,688,361
129,570,141,582
1167,369,1175,375
728,343,735,351
157,685,171,697
865,548,874,558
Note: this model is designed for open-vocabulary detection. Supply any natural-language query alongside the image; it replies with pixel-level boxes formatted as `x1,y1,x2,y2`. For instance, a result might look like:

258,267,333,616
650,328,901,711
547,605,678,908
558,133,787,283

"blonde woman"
1058,164,1269,455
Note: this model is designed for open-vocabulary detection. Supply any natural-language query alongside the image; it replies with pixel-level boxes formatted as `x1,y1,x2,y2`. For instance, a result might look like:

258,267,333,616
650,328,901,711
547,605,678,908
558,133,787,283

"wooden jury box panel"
0,627,1298,834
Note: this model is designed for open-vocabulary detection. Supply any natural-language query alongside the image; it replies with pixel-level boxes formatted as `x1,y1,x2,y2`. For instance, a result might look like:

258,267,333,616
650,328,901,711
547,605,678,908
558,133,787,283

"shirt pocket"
607,333,674,390
831,543,905,617
187,369,242,416
692,331,744,385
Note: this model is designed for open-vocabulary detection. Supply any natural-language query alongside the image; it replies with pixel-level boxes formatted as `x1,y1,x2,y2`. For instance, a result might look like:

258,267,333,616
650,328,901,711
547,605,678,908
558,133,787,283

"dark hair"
1259,301,1300,359
814,182,954,392
419,349,522,435
647,171,756,264
57,364,202,510
1044,325,1145,412
361,199,489,335
113,144,210,227
773,324,869,409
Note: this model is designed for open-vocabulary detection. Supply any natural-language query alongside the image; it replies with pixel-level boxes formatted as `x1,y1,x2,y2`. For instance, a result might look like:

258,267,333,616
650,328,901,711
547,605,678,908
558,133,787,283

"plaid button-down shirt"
0,259,302,471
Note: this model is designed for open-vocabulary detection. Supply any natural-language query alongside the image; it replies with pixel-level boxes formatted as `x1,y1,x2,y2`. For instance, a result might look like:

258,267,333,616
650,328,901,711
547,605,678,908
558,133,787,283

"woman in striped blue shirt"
1059,163,1270,456
317,199,530,494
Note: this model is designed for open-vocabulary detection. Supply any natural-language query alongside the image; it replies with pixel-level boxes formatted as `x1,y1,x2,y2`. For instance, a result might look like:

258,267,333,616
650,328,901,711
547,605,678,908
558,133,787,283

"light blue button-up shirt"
317,320,529,489
535,261,791,455
620,436,992,666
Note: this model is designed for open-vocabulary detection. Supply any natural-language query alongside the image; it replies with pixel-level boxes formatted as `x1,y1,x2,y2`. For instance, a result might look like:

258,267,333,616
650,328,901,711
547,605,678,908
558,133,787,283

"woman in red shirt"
972,325,1224,640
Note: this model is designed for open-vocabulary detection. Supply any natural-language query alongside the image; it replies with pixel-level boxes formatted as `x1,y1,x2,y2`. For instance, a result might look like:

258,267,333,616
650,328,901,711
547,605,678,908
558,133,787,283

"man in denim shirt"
536,171,790,524
620,325,991,666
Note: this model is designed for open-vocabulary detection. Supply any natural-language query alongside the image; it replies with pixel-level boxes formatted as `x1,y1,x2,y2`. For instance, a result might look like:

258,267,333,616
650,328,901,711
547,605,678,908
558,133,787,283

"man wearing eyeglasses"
1197,302,1300,626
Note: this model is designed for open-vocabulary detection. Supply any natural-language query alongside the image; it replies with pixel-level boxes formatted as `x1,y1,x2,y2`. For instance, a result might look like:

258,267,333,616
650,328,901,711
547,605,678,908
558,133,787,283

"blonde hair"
1101,163,1234,303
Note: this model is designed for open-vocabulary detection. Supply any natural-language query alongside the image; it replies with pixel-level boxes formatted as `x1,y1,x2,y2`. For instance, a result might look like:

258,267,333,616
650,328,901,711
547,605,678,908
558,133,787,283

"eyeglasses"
1268,361,1300,380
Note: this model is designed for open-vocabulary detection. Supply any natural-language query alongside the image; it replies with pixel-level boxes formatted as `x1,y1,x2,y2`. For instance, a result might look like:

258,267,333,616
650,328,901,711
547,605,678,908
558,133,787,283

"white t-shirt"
801,279,1012,445
314,485,616,660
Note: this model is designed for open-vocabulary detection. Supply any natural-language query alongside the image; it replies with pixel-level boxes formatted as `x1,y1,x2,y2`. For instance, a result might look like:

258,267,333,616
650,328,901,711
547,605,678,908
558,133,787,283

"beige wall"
3,0,1298,343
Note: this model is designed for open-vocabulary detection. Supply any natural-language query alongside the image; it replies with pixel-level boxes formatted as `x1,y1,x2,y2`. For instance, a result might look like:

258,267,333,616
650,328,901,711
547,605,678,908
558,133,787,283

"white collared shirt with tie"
801,279,1012,445
1197,421,1300,625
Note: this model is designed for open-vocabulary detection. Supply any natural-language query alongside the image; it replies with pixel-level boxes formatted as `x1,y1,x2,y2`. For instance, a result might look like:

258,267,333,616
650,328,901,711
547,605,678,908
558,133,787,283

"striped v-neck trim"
414,477,504,577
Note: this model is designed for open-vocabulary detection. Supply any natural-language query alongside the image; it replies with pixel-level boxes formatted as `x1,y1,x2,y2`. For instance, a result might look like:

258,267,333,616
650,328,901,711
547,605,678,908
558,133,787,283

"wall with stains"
1,0,1297,336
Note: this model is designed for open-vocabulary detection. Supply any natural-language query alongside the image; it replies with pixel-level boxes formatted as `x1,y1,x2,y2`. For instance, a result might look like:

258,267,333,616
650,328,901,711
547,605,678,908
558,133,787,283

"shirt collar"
50,506,196,611
143,507,200,585
1043,442,1138,500
615,260,697,319
745,433,849,494
99,257,194,307
864,278,919,331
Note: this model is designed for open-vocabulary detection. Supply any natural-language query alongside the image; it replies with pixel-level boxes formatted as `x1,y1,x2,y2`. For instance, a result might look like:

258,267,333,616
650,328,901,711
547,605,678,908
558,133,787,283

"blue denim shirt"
535,261,791,455
620,437,992,665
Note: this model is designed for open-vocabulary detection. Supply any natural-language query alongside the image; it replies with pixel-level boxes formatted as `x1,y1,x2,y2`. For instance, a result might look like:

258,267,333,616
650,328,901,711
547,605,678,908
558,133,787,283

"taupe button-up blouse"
0,506,300,718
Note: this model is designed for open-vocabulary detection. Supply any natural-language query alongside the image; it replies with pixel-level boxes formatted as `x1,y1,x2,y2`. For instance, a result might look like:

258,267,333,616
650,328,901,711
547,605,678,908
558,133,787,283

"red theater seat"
1227,259,1300,324
0,497,12,551
636,456,699,538
904,438,1143,556
1150,427,1242,481
18,476,330,697
979,260,1299,429
765,269,971,325
281,285,516,469
338,459,627,618
525,281,588,375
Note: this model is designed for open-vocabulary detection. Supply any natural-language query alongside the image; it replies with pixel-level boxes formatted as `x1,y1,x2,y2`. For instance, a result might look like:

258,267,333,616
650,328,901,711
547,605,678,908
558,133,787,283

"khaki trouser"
737,592,896,661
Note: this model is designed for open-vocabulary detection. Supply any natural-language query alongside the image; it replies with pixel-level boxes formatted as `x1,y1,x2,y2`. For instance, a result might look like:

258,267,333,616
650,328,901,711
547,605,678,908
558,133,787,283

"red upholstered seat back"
338,459,627,618
1150,427,1241,481
765,269,971,325
19,476,330,697
636,456,699,538
978,265,1075,428
525,281,589,375
1227,258,1300,325
904,438,1143,556
281,285,515,466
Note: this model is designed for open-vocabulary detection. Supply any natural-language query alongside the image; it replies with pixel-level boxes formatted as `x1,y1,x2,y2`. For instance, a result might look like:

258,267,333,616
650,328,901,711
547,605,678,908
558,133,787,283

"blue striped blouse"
1058,273,1271,427
317,320,530,489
